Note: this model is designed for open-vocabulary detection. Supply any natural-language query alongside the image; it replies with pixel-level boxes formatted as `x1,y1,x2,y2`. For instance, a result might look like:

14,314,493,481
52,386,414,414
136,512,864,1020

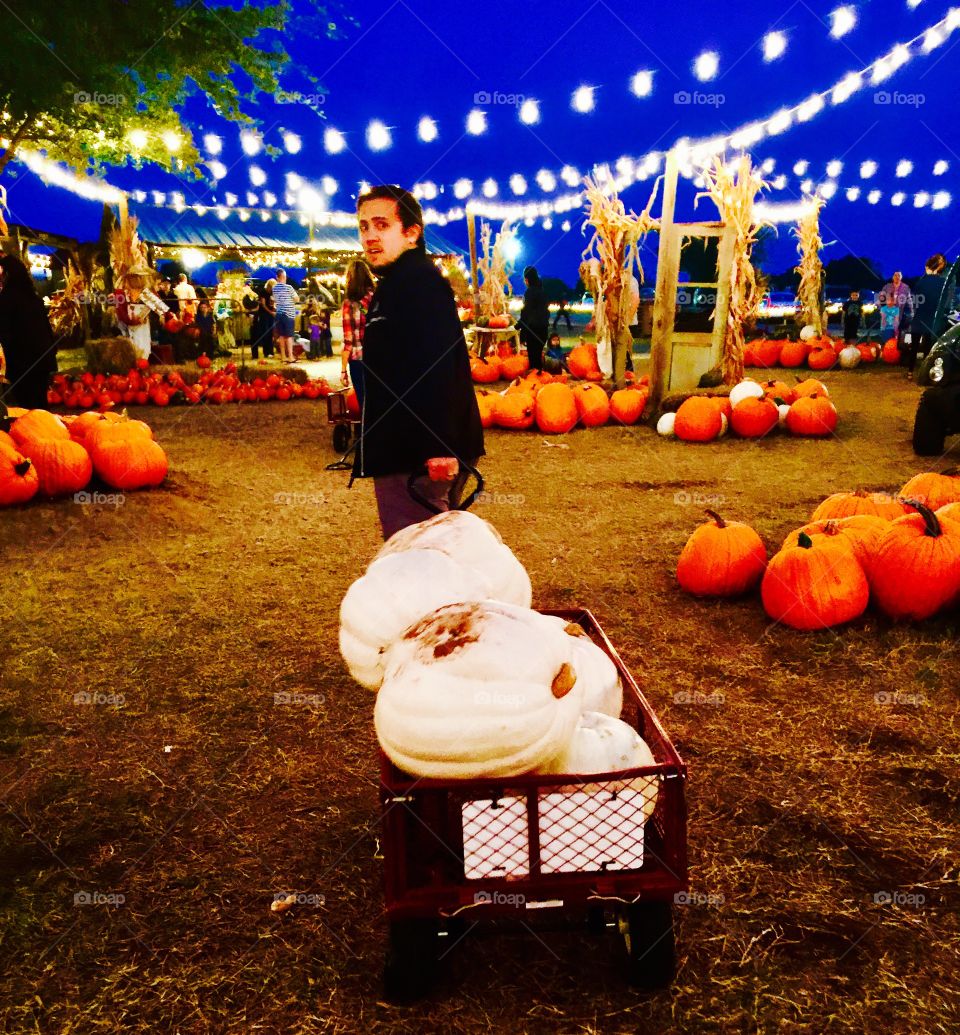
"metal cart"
327,389,360,454
378,607,688,1001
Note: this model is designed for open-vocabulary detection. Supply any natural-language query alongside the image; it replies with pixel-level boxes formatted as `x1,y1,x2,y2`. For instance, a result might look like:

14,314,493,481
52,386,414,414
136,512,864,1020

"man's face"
893,273,902,286
358,198,421,269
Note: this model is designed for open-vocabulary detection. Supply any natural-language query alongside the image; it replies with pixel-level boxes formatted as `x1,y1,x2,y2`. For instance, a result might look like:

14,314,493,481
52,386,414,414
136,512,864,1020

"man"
353,184,484,539
173,272,197,320
272,268,299,363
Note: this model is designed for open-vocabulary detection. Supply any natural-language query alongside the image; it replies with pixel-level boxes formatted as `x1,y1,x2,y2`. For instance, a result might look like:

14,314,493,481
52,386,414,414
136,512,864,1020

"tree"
540,277,571,304
0,1,341,178
822,254,884,291
679,236,718,283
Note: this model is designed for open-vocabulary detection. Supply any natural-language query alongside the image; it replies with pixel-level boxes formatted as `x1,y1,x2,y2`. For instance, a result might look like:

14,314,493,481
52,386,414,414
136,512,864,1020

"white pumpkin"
375,600,585,779
838,345,861,369
376,509,531,608
656,412,676,437
339,549,490,690
728,380,765,409
542,617,623,717
718,412,729,438
799,324,817,341
777,403,791,427
538,711,659,818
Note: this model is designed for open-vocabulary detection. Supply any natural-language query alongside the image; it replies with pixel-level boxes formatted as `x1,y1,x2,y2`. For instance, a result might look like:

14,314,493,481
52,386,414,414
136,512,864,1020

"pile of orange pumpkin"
47,361,332,409
676,470,960,629
744,337,900,371
0,407,168,507
659,377,838,443
476,369,650,433
471,342,605,385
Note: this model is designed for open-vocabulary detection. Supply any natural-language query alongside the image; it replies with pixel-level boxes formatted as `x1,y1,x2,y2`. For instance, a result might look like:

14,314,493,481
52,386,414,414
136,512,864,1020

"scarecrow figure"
111,262,169,361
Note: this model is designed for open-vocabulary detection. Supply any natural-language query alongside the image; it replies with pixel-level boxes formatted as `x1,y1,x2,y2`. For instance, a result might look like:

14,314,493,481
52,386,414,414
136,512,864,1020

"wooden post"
712,226,737,380
648,151,681,414
117,195,129,235
466,206,481,315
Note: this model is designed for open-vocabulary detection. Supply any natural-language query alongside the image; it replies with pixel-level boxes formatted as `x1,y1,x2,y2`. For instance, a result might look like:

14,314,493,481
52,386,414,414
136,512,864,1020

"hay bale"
84,337,138,375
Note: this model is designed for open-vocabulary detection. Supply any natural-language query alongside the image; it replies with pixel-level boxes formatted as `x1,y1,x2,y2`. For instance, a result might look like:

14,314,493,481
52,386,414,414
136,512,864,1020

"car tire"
913,391,947,456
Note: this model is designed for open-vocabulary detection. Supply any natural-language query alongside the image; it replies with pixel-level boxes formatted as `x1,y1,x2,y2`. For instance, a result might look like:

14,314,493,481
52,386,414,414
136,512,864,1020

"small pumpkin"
812,490,911,522
471,356,501,384
677,509,767,597
10,409,70,450
778,340,809,368
730,396,779,438
572,383,610,427
656,412,676,437
728,380,765,409
20,437,92,497
752,339,783,368
761,532,869,630
794,378,829,399
535,382,578,434
786,395,837,437
493,391,536,430
867,501,960,620
673,397,722,442
761,380,797,405
838,346,861,369
609,388,646,425
89,436,168,490
881,339,901,364
807,346,836,371
567,343,603,381
500,354,530,381
781,514,888,569
0,442,40,506
856,343,878,363
475,391,497,429
899,469,960,511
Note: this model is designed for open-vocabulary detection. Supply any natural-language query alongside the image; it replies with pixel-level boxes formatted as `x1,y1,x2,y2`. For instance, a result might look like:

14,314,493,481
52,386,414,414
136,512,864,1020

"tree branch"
0,114,37,176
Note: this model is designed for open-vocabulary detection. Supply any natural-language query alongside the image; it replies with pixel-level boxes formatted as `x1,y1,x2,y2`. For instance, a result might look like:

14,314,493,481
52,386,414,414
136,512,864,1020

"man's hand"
341,369,350,385
427,457,459,481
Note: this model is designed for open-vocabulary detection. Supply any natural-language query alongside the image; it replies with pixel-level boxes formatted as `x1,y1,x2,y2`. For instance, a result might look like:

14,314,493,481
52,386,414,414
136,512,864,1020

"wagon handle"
407,460,484,513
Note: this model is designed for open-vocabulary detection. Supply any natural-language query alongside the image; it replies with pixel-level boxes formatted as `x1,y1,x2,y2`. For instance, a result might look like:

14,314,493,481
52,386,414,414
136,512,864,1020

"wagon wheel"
332,422,351,453
618,900,675,989
383,918,440,1003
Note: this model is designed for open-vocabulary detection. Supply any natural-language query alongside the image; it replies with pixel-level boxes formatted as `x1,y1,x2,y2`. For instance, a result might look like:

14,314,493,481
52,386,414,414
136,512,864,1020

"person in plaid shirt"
340,259,375,408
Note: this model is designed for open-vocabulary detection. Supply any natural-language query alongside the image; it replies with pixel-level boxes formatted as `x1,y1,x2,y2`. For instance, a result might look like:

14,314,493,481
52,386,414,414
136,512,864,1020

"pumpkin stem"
13,459,31,477
821,521,841,535
705,509,726,528
797,531,814,549
902,498,941,538
0,402,9,433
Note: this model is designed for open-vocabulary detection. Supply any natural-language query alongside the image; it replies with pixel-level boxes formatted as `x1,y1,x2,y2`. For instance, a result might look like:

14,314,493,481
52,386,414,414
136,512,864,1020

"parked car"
911,258,960,455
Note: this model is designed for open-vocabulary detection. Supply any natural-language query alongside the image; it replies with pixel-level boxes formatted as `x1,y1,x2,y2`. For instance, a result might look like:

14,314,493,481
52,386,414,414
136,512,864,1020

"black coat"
911,273,948,339
519,283,549,340
0,287,58,400
353,247,484,478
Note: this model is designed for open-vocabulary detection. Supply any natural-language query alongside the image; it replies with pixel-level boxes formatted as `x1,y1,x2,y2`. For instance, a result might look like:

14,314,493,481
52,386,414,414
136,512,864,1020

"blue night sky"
4,0,959,287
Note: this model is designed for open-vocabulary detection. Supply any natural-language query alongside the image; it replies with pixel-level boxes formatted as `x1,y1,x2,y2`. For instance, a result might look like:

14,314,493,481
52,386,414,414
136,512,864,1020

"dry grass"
1,363,959,1034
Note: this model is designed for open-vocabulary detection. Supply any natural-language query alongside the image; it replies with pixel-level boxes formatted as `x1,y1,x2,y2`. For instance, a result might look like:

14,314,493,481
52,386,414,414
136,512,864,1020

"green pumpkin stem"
901,498,941,538
797,531,814,549
705,509,726,528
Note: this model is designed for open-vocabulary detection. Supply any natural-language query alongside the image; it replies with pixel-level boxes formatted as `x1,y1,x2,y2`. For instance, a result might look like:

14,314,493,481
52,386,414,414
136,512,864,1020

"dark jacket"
519,283,549,339
911,273,948,339
354,247,484,478
0,287,58,394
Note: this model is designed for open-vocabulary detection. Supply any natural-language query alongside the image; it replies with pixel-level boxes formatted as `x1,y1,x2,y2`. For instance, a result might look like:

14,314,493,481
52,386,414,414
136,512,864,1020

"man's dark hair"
0,254,37,299
926,253,947,273
357,185,425,251
523,265,540,287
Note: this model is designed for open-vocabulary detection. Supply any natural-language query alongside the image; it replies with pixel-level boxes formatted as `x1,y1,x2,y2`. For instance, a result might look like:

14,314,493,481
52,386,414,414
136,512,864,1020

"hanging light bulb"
537,169,558,191
453,178,473,200
914,192,930,208
366,120,391,150
796,95,825,122
283,132,301,154
826,160,843,178
793,160,809,176
519,99,540,124
831,73,862,104
207,160,227,180
762,31,787,61
571,86,595,112
933,160,949,175
204,133,222,155
466,109,487,135
324,128,346,154
932,191,951,210
860,160,878,178
829,6,857,38
767,110,793,136
891,192,906,206
630,70,654,97
846,186,861,201
249,165,267,187
482,178,497,198
240,129,262,156
693,51,719,80
161,131,181,153
246,192,258,206
128,129,148,150
896,159,913,177
263,191,276,206
819,181,838,200
322,175,338,195
418,116,438,142
867,190,882,204
509,174,527,195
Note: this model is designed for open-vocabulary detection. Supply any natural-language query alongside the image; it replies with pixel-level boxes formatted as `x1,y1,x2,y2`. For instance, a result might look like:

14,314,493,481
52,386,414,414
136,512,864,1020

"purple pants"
373,466,474,541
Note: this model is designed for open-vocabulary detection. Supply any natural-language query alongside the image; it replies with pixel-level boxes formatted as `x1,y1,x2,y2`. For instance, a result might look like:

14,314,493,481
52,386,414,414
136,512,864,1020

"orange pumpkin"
730,396,779,438
857,343,879,363
534,383,578,434
711,396,733,422
812,490,911,522
794,379,829,399
475,392,497,429
807,346,836,370
493,392,536,430
674,397,723,442
761,379,796,405
572,383,610,427
868,502,960,620
470,357,501,384
500,354,530,381
90,436,169,490
677,510,767,597
567,343,603,381
10,409,70,450
881,339,901,364
609,388,646,425
20,437,92,497
761,532,869,630
743,341,758,367
0,442,40,506
753,339,783,368
778,340,809,368
786,395,837,437
899,469,960,511
781,514,888,569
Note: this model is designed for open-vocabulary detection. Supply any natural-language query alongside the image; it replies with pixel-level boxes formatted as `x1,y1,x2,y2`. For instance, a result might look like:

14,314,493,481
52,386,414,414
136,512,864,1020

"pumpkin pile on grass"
676,471,960,629
0,406,168,506
339,510,659,806
743,335,893,372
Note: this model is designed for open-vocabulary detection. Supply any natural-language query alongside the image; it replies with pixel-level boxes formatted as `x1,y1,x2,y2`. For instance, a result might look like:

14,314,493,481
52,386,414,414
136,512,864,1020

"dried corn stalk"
696,156,769,385
109,215,151,285
580,175,659,387
477,220,515,319
794,198,825,336
48,259,88,336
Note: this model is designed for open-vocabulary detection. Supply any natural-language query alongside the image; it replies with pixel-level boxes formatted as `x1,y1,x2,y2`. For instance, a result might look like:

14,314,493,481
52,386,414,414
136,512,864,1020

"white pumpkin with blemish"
339,549,490,690
838,345,861,369
538,711,659,818
376,509,531,608
543,617,623,717
375,600,585,779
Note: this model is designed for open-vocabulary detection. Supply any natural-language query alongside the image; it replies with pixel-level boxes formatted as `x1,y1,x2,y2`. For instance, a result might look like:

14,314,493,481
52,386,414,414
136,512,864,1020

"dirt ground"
1,362,958,1034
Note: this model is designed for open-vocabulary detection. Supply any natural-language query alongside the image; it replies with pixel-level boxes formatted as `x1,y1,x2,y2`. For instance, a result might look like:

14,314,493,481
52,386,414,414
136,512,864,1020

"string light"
246,192,258,206
283,132,301,154
832,72,862,104
914,191,930,207
162,131,181,153
321,175,338,195
896,159,914,177
418,116,438,142
572,86,595,112
324,128,346,154
922,25,947,51
366,120,391,150
519,99,540,124
240,129,262,156
763,31,788,61
867,190,882,204
826,159,843,177
793,160,809,176
796,95,825,122
933,160,949,175
932,191,951,209
263,191,276,206
537,169,557,191
482,178,497,198
860,160,878,178
286,172,302,191
453,178,472,200
249,166,267,187
630,70,654,97
560,165,580,186
561,220,571,231
830,6,858,38
128,129,148,150
207,160,227,180
509,174,528,195
693,51,720,81
204,133,222,155
224,192,237,206
819,181,838,199
767,110,793,135
846,186,861,200
800,178,814,194
891,192,906,206
466,109,487,135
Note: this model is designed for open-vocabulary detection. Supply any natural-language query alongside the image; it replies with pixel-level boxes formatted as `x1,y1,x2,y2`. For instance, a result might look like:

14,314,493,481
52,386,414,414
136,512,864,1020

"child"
842,291,862,343
543,332,568,375
316,307,333,358
195,300,217,356
880,298,901,342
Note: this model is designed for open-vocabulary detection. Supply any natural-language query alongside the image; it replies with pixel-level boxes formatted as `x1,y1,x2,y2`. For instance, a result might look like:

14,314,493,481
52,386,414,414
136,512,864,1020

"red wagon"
378,607,688,1000
325,389,360,463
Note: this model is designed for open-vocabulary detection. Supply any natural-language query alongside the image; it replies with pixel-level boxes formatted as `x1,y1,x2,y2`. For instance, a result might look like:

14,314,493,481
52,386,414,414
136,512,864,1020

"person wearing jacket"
518,265,549,371
352,185,484,539
0,254,59,409
906,254,950,373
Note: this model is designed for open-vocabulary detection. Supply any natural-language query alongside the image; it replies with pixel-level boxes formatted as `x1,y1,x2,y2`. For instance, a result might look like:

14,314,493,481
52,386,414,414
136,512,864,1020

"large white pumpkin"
838,345,861,369
799,324,817,341
543,618,623,717
375,600,585,779
376,510,531,608
339,549,490,690
538,711,659,818
728,380,765,409
656,412,676,437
